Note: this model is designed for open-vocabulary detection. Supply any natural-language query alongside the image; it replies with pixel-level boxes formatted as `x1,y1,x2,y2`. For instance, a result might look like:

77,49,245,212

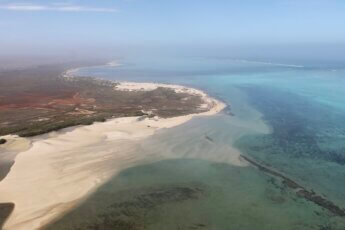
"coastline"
0,79,226,230
61,59,122,79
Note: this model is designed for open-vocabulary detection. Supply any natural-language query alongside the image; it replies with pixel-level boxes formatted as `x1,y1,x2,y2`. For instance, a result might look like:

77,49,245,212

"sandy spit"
0,82,227,230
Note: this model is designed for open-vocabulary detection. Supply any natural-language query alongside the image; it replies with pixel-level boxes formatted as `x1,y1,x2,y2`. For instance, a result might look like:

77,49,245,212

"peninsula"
0,62,225,230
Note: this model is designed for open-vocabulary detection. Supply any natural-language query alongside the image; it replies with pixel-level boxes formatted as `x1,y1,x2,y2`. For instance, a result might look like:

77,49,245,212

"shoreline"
0,79,226,230
61,60,122,79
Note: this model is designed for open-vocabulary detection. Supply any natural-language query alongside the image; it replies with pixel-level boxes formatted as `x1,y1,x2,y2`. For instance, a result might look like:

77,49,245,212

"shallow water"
49,57,345,229
47,159,345,230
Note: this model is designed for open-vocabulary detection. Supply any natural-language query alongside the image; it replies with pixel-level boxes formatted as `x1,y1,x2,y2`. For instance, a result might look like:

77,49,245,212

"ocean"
47,57,345,229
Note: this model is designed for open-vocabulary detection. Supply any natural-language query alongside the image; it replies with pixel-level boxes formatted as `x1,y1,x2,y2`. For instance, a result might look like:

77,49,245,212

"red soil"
0,92,94,110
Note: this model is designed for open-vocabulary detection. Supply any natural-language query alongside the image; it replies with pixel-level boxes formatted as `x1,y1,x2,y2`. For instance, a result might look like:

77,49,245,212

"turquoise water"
49,58,345,229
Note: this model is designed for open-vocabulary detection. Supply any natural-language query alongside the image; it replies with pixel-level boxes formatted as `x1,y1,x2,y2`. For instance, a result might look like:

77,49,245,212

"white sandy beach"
0,81,232,230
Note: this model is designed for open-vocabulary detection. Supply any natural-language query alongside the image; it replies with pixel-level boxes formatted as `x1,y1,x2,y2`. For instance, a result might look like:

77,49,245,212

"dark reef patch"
44,159,208,230
46,185,204,230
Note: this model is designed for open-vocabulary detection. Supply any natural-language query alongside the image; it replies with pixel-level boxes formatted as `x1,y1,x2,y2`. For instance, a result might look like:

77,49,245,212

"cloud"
0,3,117,12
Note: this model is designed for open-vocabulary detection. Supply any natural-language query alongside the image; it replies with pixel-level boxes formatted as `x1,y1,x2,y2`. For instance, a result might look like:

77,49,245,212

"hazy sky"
1,0,345,59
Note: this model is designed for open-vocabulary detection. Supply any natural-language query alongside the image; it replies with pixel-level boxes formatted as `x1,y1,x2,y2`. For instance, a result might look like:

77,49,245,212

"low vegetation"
0,63,206,137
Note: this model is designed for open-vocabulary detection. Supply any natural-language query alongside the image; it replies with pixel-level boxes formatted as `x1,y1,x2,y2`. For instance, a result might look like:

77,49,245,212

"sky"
1,0,345,61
